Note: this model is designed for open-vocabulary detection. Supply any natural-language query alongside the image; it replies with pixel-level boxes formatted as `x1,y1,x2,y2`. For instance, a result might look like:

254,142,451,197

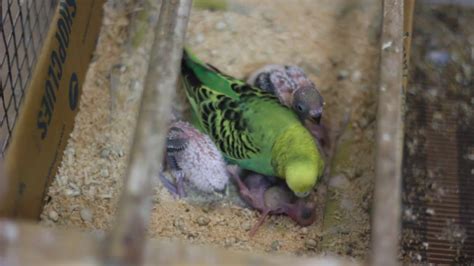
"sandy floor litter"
41,0,381,259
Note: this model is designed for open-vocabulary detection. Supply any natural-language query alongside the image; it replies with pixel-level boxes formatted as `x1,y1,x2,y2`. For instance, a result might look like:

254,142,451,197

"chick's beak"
312,114,322,124
308,109,323,124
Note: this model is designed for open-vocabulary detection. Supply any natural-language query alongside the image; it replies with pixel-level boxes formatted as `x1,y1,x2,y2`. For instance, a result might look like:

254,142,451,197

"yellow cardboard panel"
1,0,106,219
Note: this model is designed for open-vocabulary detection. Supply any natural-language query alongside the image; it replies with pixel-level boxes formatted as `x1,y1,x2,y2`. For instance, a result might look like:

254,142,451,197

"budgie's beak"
295,191,310,198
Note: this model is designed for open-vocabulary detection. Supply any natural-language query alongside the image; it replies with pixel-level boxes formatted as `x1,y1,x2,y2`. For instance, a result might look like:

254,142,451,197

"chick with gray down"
247,64,325,124
247,64,328,149
160,121,229,198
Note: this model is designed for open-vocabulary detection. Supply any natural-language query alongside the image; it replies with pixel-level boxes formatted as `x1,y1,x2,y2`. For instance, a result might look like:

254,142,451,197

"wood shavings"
40,0,380,260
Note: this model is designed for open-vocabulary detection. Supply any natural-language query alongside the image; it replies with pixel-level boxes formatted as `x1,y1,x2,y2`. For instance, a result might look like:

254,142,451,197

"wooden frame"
0,0,415,265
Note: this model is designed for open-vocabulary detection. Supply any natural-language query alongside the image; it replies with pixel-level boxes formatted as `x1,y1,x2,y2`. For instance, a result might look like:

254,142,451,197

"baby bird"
229,168,317,237
247,64,325,124
247,64,328,148
160,121,229,197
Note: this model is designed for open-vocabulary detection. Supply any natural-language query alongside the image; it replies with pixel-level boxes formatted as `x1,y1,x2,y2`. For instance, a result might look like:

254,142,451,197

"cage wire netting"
0,0,59,155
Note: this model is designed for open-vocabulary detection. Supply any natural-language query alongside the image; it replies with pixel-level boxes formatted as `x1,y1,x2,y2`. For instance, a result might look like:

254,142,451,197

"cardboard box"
1,0,106,219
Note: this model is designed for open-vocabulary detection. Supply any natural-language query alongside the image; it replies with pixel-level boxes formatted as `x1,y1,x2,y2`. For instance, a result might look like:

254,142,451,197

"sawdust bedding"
40,0,379,259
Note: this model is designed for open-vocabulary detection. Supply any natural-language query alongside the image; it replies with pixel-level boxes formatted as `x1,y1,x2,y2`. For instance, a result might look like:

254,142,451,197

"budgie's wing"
181,75,260,161
181,48,282,161
182,48,278,100
182,49,240,99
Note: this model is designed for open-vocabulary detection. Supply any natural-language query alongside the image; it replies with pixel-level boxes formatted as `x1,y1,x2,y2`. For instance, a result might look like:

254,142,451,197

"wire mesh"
401,2,474,264
0,0,59,156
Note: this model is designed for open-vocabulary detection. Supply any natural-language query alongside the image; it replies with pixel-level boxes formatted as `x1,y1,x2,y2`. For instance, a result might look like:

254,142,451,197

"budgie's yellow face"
285,160,319,198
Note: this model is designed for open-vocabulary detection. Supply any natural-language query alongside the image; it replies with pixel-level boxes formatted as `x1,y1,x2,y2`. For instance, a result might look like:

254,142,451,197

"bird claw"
227,166,255,204
174,171,186,198
213,185,229,198
159,170,186,199
159,172,179,197
249,209,271,237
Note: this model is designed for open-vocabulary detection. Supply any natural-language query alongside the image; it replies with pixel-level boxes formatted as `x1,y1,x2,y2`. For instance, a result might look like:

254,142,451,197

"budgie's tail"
180,47,201,98
181,47,231,93
182,47,224,75
182,47,206,68
181,47,205,80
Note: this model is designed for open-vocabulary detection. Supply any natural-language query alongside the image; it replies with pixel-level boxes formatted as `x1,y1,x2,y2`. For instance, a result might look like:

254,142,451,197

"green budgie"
180,49,325,197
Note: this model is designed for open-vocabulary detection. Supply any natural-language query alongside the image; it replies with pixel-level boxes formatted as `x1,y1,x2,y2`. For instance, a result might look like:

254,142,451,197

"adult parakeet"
180,49,325,197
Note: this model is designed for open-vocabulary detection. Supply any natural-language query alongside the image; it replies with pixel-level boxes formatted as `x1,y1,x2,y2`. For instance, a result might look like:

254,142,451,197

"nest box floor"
40,0,379,259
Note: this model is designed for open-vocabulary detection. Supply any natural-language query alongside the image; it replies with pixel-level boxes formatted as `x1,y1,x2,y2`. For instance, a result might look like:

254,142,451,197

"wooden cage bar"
0,0,416,265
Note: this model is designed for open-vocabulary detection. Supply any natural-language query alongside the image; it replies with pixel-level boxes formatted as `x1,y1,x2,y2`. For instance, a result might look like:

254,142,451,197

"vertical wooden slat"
370,0,406,265
403,0,416,91
103,0,192,265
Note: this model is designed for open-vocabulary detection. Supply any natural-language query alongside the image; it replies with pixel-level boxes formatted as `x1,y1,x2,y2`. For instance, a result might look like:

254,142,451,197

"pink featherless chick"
160,121,229,198
228,167,317,237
